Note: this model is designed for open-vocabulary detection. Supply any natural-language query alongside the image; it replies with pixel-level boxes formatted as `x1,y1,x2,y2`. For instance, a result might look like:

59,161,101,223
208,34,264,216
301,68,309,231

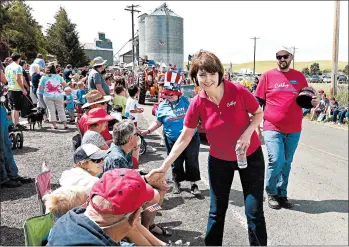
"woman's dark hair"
115,77,126,88
45,63,57,76
189,50,224,87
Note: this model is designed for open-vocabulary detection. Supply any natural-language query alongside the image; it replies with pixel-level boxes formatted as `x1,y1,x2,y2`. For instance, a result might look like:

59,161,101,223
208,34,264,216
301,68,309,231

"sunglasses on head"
91,158,104,163
276,54,290,60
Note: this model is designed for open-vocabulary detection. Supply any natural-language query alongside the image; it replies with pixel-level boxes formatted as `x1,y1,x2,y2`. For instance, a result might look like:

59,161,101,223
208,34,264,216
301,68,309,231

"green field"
184,60,347,74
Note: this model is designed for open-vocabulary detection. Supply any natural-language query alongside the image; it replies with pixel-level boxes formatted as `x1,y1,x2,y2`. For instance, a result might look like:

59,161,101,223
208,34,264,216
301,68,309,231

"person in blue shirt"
76,81,87,119
33,53,45,70
64,87,75,123
140,69,201,195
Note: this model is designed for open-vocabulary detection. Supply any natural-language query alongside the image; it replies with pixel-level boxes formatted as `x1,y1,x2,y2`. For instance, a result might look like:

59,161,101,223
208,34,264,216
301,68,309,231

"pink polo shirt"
254,68,308,133
184,80,261,161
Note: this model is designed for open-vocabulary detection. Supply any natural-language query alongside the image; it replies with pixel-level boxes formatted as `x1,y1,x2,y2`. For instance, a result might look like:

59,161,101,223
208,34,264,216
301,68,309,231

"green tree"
310,63,321,75
323,69,331,74
46,7,89,67
1,0,48,62
344,64,349,75
302,67,310,75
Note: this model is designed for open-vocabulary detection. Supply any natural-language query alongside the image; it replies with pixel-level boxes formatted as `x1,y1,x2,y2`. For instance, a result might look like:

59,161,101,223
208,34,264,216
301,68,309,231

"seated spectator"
47,169,155,246
310,93,328,121
332,103,349,125
59,144,109,192
104,120,171,237
81,108,114,150
327,97,339,119
78,90,113,145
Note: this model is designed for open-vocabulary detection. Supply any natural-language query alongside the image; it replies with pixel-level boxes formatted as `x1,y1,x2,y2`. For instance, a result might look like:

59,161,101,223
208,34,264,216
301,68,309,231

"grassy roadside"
309,83,348,107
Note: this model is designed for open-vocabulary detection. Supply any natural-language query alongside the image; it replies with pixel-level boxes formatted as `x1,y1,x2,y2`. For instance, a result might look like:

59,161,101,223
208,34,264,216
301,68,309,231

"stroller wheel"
139,135,147,155
9,133,16,149
15,132,23,149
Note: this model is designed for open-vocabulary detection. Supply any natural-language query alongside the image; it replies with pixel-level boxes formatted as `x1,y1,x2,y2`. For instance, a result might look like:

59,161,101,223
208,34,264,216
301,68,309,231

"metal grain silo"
144,3,184,69
138,13,147,59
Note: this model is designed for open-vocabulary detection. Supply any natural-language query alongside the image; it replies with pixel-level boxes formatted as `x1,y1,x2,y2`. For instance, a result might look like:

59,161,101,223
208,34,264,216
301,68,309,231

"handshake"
142,167,170,191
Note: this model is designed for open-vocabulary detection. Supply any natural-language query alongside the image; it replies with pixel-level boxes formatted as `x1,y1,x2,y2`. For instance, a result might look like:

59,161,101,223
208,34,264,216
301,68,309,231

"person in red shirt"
78,90,113,145
148,50,266,246
255,48,318,210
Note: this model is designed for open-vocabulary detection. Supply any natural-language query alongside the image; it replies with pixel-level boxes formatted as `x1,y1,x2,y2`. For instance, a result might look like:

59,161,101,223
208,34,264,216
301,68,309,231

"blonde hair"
64,87,72,93
43,186,88,218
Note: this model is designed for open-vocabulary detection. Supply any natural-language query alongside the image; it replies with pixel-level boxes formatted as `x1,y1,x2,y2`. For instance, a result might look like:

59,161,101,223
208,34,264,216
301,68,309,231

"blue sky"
28,1,348,64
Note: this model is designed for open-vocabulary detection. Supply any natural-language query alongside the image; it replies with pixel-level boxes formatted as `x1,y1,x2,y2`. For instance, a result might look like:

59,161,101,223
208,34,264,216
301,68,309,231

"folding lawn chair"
23,212,54,246
35,162,51,215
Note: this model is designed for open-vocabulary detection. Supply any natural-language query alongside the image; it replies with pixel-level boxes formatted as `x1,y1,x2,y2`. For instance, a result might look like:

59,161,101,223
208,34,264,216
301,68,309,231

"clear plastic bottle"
236,142,247,169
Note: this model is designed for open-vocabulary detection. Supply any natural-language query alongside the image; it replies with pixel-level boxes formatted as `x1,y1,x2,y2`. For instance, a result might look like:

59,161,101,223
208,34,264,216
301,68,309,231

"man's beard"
278,60,291,70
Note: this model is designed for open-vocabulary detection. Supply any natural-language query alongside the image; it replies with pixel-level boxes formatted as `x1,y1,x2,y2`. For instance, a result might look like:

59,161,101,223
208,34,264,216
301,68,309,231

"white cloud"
27,1,348,63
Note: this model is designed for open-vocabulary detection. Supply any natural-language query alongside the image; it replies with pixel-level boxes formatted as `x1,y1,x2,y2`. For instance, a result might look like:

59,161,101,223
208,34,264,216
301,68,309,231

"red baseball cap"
89,169,154,215
86,108,115,126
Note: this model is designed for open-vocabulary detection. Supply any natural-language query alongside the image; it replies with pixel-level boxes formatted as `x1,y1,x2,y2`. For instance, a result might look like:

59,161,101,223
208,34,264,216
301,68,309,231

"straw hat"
82,90,112,109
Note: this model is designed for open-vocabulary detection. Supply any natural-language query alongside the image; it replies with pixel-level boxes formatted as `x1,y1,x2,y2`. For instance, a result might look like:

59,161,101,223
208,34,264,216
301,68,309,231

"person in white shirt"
125,84,144,127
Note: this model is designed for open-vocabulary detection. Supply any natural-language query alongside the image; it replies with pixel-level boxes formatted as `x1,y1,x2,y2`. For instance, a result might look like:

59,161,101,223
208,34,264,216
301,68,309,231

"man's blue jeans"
264,130,301,197
205,147,267,246
0,105,19,183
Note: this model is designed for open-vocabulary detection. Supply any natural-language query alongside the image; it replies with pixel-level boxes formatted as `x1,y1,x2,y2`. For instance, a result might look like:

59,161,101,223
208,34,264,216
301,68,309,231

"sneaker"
1,180,22,188
173,182,181,194
278,197,293,209
190,183,201,196
167,240,190,246
268,195,281,209
11,176,33,184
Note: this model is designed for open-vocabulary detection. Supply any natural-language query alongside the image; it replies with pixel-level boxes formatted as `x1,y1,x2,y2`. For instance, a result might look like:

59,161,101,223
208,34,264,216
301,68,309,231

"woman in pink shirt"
149,51,266,246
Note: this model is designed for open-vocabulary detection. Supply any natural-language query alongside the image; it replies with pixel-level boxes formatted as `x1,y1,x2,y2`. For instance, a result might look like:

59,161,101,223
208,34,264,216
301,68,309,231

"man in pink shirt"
255,48,318,210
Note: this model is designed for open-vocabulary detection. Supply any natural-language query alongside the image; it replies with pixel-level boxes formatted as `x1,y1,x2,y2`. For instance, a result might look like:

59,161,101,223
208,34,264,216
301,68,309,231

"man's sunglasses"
163,93,174,97
276,54,290,60
91,158,104,163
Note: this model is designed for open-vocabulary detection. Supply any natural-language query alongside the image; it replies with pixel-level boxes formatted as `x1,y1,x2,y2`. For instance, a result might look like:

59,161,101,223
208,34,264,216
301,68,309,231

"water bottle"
236,141,247,169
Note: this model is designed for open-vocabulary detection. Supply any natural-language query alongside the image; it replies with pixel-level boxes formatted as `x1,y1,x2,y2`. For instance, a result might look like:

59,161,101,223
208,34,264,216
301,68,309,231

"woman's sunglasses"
276,54,290,60
91,158,104,163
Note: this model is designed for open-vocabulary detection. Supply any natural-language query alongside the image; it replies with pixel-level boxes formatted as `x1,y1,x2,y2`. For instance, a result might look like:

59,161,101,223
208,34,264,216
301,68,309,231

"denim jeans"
205,147,267,246
338,110,348,124
164,133,201,183
0,105,19,183
264,130,301,197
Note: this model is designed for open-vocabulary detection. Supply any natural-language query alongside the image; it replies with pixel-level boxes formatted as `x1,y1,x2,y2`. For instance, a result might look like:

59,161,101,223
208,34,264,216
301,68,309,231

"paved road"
0,102,347,245
138,101,348,246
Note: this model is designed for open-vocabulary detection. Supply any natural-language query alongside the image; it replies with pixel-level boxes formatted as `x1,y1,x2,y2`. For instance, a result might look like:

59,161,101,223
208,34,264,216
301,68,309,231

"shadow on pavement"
290,199,349,214
0,226,24,246
157,220,183,228
162,196,185,210
0,183,36,202
157,228,204,246
12,146,39,155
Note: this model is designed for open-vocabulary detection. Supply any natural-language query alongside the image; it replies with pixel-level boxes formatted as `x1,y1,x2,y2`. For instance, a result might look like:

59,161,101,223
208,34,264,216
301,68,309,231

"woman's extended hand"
145,168,170,191
236,131,252,152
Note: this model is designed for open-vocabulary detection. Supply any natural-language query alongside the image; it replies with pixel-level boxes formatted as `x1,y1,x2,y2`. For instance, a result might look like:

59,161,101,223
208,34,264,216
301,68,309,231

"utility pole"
125,4,141,69
283,46,298,69
250,37,259,75
331,0,340,96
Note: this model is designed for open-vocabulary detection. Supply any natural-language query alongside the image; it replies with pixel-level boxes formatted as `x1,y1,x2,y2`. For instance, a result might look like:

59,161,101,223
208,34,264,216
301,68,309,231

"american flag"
159,40,166,46
144,203,162,212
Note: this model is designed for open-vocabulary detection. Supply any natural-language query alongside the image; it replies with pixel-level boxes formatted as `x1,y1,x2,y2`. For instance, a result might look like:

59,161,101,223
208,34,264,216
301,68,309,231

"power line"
250,37,260,75
125,4,141,69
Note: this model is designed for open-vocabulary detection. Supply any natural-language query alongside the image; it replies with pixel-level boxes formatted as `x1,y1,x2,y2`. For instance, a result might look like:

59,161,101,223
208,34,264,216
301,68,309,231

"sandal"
149,224,172,236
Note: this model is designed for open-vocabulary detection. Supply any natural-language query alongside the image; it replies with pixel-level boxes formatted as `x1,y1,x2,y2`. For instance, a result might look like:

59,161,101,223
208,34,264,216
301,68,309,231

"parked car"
338,75,348,83
323,76,331,83
304,74,311,83
310,75,323,83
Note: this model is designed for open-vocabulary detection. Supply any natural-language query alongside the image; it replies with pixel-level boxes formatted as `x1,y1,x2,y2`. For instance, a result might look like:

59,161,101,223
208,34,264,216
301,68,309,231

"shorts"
76,104,83,114
67,108,74,117
7,91,24,111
